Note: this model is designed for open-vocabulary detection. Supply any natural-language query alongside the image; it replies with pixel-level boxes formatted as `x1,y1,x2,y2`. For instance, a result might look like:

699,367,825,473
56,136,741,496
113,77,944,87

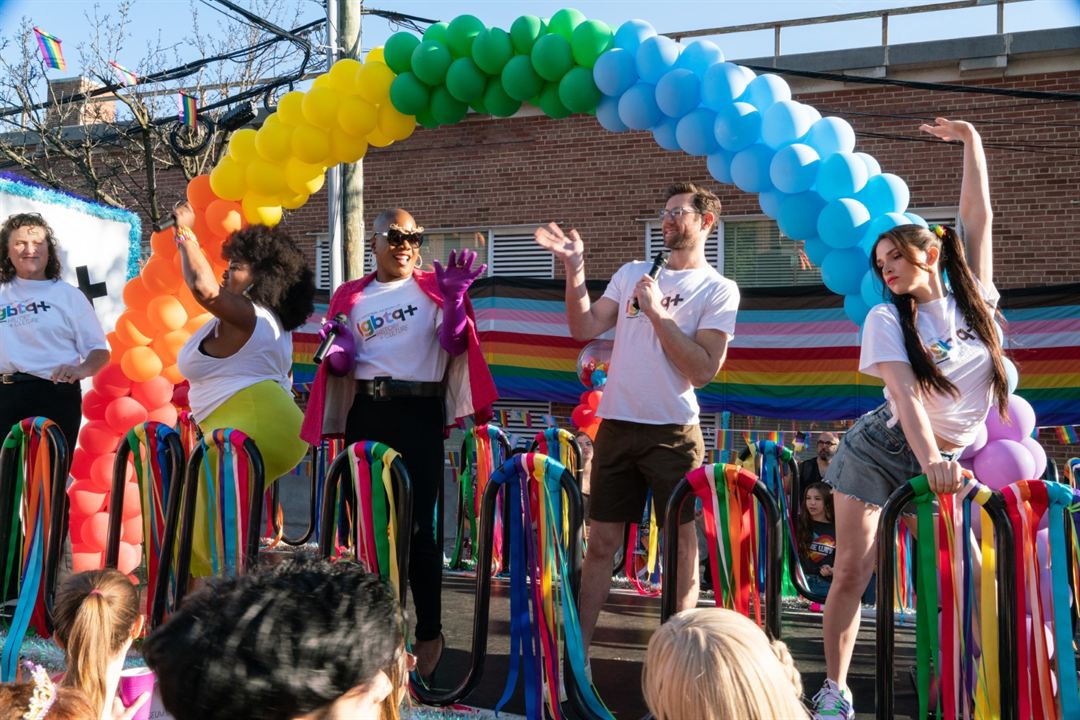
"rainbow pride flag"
109,60,138,86
32,27,65,71
1057,426,1079,444
178,92,197,129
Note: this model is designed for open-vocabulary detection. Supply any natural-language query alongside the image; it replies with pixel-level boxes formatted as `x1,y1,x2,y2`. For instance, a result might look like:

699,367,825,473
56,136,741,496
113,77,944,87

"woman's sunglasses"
377,228,425,248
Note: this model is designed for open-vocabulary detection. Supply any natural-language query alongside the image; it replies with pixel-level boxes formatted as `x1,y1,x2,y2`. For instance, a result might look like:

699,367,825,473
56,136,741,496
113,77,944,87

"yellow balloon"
255,121,294,162
329,58,362,92
330,131,368,164
302,87,340,129
241,194,283,226
337,96,378,138
284,158,326,196
377,103,415,142
209,157,247,201
227,128,258,163
280,192,309,210
365,124,394,148
356,62,395,105
365,47,385,65
276,91,306,126
245,159,286,195
312,74,333,89
291,124,331,165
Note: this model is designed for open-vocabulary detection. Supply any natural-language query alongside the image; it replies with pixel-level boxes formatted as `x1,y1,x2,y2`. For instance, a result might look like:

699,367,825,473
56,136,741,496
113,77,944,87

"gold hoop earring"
416,254,423,268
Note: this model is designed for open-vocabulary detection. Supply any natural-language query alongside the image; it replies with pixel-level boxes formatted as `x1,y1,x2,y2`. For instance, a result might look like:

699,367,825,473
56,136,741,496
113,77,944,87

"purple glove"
433,248,486,356
319,318,356,377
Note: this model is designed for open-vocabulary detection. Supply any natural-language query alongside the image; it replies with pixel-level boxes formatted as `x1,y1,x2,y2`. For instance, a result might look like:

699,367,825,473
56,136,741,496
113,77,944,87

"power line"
854,130,1080,158
817,105,1080,132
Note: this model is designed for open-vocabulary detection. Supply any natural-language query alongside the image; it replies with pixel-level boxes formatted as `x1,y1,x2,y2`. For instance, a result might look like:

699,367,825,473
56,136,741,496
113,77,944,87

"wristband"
175,226,199,247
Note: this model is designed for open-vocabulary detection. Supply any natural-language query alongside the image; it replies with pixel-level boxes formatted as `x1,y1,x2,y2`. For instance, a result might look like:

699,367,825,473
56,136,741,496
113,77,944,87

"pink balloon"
973,439,1036,490
117,542,141,575
960,424,988,461
104,396,148,436
1020,436,1047,480
72,551,103,574
983,394,1036,442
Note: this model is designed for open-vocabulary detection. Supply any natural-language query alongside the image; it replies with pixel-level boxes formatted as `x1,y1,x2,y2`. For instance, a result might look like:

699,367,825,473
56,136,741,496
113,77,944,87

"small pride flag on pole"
1056,425,1079,444
33,27,66,71
109,60,138,86
178,92,197,129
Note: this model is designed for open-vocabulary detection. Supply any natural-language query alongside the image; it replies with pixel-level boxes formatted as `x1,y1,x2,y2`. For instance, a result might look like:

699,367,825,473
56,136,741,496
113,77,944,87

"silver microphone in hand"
632,249,670,311
313,313,348,364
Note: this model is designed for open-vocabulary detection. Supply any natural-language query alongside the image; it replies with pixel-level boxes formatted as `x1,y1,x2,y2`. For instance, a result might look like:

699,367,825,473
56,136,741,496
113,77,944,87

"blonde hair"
52,570,141,717
642,608,808,720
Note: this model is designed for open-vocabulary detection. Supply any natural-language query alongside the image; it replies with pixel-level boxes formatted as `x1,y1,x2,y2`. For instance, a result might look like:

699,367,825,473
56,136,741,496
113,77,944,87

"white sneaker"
812,679,854,720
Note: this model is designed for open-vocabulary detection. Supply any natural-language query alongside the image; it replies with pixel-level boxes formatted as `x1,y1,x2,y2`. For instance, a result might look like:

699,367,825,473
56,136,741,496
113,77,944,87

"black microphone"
313,313,348,364
152,214,176,233
632,249,670,311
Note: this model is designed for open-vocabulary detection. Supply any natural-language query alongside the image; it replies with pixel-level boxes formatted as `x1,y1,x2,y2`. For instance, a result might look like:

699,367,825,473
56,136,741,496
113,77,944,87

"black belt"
0,372,43,385
357,377,444,401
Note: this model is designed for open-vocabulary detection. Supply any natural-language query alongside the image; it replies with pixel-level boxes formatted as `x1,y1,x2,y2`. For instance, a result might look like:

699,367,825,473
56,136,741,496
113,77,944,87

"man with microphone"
534,182,740,655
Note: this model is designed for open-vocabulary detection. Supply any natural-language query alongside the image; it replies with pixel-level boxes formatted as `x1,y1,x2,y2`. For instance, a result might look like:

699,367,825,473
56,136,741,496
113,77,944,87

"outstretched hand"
919,117,976,144
534,223,584,265
433,248,486,301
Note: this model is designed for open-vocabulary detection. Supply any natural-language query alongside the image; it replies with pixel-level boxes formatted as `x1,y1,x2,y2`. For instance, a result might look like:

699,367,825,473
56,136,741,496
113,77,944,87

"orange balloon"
105,331,130,358
142,256,180,295
147,403,178,427
122,276,154,309
187,174,216,211
176,285,205,316
114,312,153,347
185,313,213,335
131,376,174,409
150,230,177,259
194,215,214,244
82,388,110,422
161,364,185,385
81,512,111,552
92,362,133,398
122,481,142,520
105,396,148,435
152,329,189,365
146,295,188,333
69,482,106,516
122,515,143,545
89,453,118,493
117,542,141,575
79,421,121,456
70,447,94,481
204,199,243,238
120,346,164,383
72,551,103,574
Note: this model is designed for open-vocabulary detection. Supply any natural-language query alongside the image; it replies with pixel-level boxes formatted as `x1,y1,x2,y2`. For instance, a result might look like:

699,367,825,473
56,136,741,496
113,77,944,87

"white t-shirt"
860,282,1001,447
349,276,449,382
0,277,108,379
176,304,293,422
597,262,740,425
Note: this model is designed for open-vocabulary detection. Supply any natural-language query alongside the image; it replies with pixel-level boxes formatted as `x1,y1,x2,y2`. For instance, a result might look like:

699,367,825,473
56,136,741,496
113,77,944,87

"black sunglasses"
376,228,425,248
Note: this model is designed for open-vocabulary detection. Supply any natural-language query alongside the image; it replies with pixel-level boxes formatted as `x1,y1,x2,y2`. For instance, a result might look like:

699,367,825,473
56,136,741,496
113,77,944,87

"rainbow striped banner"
32,27,65,71
178,92,197,129
1057,426,1080,444
109,60,138,86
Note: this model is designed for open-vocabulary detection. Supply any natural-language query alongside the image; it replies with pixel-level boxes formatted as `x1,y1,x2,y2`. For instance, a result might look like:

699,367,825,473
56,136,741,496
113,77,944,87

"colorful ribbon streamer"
450,424,508,572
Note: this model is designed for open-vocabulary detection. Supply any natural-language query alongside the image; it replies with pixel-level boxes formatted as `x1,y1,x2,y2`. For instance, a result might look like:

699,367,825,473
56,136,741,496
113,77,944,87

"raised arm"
920,118,993,288
534,223,617,341
173,203,255,332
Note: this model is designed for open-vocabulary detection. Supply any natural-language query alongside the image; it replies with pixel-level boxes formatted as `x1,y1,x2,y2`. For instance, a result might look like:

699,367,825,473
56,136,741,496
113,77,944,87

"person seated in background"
0,667,97,719
574,430,594,523
143,557,411,720
784,432,839,502
642,607,809,720
797,482,837,605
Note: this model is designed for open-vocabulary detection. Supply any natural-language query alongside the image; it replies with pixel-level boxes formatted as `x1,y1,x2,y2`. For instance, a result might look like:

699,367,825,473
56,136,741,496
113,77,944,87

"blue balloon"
702,62,753,110
596,94,628,132
655,68,701,118
617,82,662,130
854,152,881,177
860,268,887,308
675,108,719,156
859,211,914,253
652,115,680,150
713,101,761,152
706,150,734,184
777,191,826,241
804,116,856,158
593,48,639,97
817,198,871,249
674,39,724,78
1004,357,1019,394
816,152,869,201
636,35,681,84
758,189,785,219
821,247,869,296
738,73,790,112
904,212,929,228
761,100,816,149
804,236,830,266
730,143,775,194
769,143,819,194
844,293,872,325
592,368,607,388
857,173,910,217
613,19,656,54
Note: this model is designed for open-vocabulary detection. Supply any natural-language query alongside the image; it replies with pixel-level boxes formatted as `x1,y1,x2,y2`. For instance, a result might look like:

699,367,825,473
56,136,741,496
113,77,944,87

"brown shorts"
589,418,704,527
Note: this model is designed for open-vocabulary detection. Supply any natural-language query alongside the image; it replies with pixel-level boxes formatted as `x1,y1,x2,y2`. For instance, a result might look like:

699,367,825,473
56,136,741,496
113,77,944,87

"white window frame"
643,221,721,269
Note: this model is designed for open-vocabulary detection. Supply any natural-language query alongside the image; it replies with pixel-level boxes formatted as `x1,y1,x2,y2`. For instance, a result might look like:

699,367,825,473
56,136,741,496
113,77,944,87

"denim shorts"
825,403,959,508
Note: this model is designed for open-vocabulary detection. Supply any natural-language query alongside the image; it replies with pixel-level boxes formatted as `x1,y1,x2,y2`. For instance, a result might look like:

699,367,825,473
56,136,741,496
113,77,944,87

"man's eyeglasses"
817,440,838,446
657,207,700,222
375,228,425,248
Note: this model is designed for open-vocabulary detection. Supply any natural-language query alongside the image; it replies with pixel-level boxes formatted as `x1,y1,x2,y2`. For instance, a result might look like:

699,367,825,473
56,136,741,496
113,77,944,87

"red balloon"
131,376,173,410
105,396,149,436
70,447,94,482
79,422,121,457
89,453,117,493
581,420,601,441
122,515,143,545
81,512,111,552
72,551,103,574
147,404,178,428
117,542,141,575
122,481,142,520
92,363,133,399
82,389,110,422
571,404,595,429
68,481,106,516
171,381,190,408
585,390,602,411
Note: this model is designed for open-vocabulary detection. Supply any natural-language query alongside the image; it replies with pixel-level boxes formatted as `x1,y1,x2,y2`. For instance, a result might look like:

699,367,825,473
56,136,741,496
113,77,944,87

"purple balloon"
984,393,1037,442
960,424,988,461
973,438,1036,490
1021,436,1048,479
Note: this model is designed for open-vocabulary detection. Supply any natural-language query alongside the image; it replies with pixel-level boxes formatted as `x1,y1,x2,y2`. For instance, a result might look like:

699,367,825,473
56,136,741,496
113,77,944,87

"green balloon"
445,57,486,103
483,78,522,117
469,96,488,115
384,32,421,74
423,22,449,44
446,14,486,58
547,8,586,41
416,106,439,129
558,66,600,113
539,82,570,119
389,72,430,115
510,15,545,55
501,55,543,102
471,27,514,75
430,85,468,125
411,40,452,86
570,20,612,68
530,34,574,82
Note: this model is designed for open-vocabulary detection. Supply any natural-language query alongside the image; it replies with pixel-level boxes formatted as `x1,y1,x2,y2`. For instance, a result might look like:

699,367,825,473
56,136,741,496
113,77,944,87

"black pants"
0,378,82,456
345,393,445,642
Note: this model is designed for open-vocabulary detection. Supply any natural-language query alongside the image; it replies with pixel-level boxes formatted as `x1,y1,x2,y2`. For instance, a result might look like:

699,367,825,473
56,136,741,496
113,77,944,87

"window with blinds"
645,223,720,268
722,219,822,288
490,226,553,278
313,233,331,290
492,400,554,449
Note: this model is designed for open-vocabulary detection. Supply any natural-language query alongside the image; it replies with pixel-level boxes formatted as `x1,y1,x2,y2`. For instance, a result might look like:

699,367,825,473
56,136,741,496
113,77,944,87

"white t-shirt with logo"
860,282,1001,447
0,277,108,379
597,262,740,426
350,276,448,382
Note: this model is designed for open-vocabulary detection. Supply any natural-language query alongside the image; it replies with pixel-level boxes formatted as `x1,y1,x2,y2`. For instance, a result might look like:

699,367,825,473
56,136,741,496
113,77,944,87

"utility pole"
339,0,365,280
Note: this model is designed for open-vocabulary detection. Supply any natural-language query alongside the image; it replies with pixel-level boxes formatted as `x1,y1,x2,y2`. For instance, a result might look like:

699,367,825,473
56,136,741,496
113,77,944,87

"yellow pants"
190,380,307,576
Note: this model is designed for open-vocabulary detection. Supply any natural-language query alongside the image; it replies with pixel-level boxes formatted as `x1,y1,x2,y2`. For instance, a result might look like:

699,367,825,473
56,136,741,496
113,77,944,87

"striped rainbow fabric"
32,27,65,70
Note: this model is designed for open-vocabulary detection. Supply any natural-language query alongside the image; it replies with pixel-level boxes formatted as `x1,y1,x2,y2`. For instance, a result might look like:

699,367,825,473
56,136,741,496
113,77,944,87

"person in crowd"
534,182,740,655
52,569,148,720
642,607,808,720
300,208,497,679
0,669,97,720
797,481,836,604
0,213,109,452
143,557,411,720
574,430,594,522
788,432,839,501
814,118,1005,720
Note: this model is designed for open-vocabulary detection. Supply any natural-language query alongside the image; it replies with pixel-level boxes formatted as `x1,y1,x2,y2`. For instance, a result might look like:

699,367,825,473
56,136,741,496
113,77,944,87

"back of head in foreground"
642,607,809,720
142,557,406,720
